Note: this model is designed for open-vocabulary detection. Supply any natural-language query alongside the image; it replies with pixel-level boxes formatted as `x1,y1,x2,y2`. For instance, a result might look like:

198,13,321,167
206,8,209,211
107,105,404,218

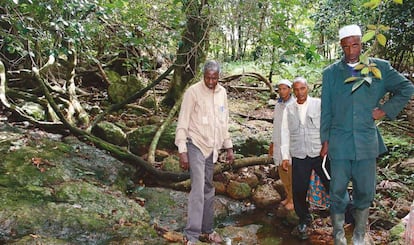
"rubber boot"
331,213,347,245
353,208,369,245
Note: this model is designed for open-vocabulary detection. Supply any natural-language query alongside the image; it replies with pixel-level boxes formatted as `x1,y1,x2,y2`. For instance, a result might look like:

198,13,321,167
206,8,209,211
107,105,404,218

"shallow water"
219,208,313,245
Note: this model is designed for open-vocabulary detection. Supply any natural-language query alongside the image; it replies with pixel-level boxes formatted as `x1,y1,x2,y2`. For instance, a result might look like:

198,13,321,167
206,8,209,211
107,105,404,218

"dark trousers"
292,156,330,225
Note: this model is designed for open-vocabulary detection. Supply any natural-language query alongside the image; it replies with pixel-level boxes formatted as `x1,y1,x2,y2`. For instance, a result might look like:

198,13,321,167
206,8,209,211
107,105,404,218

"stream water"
219,208,314,245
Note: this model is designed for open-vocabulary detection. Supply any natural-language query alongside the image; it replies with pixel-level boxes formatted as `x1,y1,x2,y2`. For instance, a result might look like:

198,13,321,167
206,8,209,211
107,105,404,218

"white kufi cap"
339,24,362,40
277,79,292,88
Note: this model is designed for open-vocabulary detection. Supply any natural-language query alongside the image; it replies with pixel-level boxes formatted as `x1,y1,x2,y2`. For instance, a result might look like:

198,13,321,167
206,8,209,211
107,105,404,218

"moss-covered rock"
0,125,157,244
226,180,251,200
127,123,177,155
91,121,127,146
161,155,181,173
107,71,144,104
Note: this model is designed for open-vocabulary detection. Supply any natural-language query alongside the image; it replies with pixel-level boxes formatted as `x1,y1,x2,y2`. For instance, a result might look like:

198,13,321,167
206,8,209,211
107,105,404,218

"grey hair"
293,76,308,85
203,60,221,74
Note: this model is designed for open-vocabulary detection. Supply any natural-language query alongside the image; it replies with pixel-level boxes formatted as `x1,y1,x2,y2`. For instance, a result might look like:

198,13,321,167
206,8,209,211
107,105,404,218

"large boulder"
0,126,161,244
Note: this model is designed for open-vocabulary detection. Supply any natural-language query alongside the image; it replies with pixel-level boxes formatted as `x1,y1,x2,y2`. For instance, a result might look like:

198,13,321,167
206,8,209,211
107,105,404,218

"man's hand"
372,107,386,120
226,148,234,164
179,152,189,170
268,142,274,158
281,159,290,171
320,141,329,157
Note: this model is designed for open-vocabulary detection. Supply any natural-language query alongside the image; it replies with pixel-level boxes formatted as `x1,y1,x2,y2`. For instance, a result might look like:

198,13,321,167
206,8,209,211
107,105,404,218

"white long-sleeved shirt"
280,99,308,160
272,96,295,165
175,81,233,163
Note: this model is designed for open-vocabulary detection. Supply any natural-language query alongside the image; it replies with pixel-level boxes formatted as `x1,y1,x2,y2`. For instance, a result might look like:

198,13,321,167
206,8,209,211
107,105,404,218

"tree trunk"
163,0,211,107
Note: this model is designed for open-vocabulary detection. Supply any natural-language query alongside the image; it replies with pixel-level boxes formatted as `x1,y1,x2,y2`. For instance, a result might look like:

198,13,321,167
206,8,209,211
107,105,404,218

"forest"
0,0,413,244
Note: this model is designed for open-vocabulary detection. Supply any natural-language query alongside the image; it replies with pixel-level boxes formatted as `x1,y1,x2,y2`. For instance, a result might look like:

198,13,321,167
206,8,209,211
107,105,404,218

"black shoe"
296,223,309,240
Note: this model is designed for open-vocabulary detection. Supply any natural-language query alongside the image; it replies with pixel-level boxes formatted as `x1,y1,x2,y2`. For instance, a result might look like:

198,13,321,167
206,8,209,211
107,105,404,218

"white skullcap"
277,79,292,88
339,24,362,40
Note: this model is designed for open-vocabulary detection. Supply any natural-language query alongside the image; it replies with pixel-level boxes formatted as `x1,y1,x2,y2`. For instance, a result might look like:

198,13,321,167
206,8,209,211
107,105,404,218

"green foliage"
0,0,184,73
378,126,414,168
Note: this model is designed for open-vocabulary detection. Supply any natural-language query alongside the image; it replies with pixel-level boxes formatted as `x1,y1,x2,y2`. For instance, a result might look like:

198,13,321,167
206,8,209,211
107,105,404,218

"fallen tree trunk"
169,156,273,189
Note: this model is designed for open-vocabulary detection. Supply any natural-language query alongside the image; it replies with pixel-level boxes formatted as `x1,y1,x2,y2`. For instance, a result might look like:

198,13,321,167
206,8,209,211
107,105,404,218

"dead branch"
233,111,273,123
64,47,89,126
220,72,275,96
228,85,270,92
0,59,63,129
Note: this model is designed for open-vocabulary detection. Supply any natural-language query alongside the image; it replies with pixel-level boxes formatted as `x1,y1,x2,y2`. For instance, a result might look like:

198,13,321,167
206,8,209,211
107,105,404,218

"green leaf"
362,30,376,43
371,67,382,79
359,54,369,65
393,0,403,4
377,33,387,46
361,67,370,75
363,1,376,8
345,76,360,83
352,80,365,92
354,64,366,70
363,0,380,9
367,24,376,30
379,25,390,31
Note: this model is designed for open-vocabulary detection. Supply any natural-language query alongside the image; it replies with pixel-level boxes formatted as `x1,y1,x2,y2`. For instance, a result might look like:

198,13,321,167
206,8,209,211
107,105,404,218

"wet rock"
227,180,251,200
251,183,281,208
235,170,259,188
91,121,127,146
219,224,261,244
214,181,227,195
20,102,45,120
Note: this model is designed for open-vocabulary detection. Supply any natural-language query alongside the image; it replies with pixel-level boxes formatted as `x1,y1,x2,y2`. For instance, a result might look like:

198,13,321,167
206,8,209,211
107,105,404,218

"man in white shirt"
175,60,234,245
281,77,330,240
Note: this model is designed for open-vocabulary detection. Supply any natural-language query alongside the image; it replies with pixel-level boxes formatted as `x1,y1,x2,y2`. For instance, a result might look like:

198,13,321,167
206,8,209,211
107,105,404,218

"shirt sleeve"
379,61,414,120
280,108,290,160
221,91,233,149
175,89,194,153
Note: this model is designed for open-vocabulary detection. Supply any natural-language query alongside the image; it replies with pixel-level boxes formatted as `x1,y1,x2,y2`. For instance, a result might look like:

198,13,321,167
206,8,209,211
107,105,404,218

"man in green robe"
320,24,414,245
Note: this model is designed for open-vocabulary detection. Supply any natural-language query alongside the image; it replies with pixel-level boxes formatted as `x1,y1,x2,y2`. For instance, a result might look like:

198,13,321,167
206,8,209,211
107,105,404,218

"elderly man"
175,60,234,245
281,77,330,240
321,24,414,245
269,79,295,210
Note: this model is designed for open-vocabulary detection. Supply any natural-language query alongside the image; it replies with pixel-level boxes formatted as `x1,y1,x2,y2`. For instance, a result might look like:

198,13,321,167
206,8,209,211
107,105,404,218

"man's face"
204,70,219,90
293,81,308,104
278,84,291,101
340,36,362,64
